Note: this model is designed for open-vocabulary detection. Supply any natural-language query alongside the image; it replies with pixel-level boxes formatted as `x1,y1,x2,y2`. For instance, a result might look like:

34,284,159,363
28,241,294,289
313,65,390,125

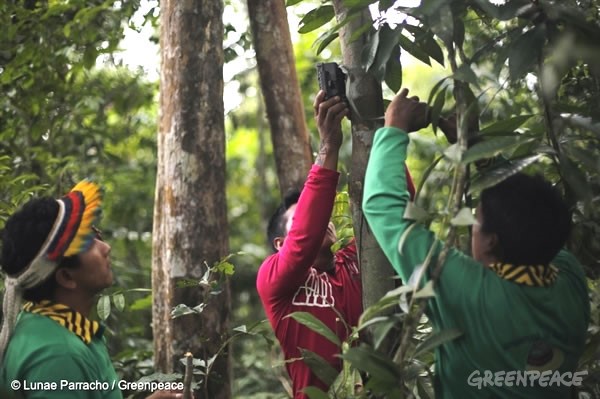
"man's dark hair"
480,172,571,266
1,197,80,302
267,189,301,252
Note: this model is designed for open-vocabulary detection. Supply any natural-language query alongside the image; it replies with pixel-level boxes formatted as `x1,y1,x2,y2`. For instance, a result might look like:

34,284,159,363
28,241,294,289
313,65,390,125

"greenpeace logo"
467,370,588,389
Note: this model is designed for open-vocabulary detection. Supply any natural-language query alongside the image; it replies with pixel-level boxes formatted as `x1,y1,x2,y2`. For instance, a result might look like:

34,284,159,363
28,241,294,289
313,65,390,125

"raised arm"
362,89,431,281
257,93,348,299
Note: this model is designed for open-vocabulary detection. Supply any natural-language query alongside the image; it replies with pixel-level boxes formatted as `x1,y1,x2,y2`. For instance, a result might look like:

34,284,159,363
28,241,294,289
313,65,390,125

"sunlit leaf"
450,207,477,226
413,280,435,299
472,0,532,20
97,295,111,321
468,155,542,194
413,328,463,358
398,34,431,66
112,293,125,311
362,28,380,71
443,143,463,164
461,136,536,165
298,6,335,34
403,202,429,222
404,25,444,66
479,115,533,135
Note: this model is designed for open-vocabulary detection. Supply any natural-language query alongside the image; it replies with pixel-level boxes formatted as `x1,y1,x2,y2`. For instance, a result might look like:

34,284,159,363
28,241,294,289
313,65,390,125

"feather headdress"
0,180,103,361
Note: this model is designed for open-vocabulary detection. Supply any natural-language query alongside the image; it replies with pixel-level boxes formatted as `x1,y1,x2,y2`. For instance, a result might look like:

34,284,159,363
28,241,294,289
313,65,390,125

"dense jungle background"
1,0,599,398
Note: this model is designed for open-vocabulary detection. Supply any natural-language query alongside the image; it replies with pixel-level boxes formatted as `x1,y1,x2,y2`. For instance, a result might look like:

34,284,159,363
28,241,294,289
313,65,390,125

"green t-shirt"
363,126,590,398
0,311,122,399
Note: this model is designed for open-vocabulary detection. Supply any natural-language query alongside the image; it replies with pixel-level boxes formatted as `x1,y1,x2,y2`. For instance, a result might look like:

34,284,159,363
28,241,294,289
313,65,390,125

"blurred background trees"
1,0,599,398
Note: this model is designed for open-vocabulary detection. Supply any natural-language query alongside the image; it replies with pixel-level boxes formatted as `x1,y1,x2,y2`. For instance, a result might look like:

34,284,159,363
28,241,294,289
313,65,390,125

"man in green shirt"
363,89,590,398
0,181,182,399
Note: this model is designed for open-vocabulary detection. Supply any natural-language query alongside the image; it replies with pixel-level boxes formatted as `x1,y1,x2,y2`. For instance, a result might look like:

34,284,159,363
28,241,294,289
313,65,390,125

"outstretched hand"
384,88,429,133
314,90,348,151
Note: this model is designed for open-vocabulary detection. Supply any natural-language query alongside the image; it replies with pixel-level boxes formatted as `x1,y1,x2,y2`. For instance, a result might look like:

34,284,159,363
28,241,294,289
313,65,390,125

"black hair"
1,197,80,302
480,172,571,266
266,189,301,252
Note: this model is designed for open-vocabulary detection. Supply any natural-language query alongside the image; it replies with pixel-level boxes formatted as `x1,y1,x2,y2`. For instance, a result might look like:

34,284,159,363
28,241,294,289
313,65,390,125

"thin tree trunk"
331,0,396,352
247,0,313,195
153,1,231,398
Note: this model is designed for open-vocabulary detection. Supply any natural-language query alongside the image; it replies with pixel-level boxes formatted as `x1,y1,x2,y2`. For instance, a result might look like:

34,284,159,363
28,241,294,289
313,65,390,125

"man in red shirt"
256,92,360,398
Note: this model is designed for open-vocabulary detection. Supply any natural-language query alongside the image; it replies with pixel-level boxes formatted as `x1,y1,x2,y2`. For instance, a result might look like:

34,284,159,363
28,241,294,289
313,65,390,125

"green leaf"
413,280,435,299
112,293,125,312
472,0,531,20
314,31,338,55
560,155,593,206
443,143,463,164
342,0,377,7
564,145,600,175
313,10,361,54
97,295,111,321
298,6,335,34
479,115,533,135
398,34,431,66
286,0,303,6
384,46,402,93
286,312,341,346
427,77,450,106
299,349,340,386
129,294,152,311
461,136,537,165
214,261,235,275
430,85,448,133
358,286,413,327
468,155,542,194
171,303,198,319
370,25,401,82
413,328,463,358
362,28,381,72
403,25,444,66
302,386,330,399
342,345,401,383
349,22,375,44
508,26,546,80
450,207,477,226
403,202,429,222
452,64,479,86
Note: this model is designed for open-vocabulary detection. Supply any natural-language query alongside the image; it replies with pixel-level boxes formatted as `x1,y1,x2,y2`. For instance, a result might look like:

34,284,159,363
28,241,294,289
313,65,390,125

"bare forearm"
314,142,339,171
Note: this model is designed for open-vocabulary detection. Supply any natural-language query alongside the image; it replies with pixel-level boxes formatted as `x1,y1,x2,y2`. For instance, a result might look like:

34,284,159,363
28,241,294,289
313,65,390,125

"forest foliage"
1,0,599,398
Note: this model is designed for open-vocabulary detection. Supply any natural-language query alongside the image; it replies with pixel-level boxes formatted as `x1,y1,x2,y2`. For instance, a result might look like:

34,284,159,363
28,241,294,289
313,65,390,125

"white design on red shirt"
292,268,335,307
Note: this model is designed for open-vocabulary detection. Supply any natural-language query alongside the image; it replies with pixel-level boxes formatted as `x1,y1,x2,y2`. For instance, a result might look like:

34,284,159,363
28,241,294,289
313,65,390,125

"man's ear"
55,268,77,290
273,237,284,252
486,233,501,260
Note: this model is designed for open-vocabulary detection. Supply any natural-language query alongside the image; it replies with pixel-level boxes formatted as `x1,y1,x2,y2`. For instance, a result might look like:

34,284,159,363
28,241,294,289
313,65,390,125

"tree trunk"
247,0,313,195
153,1,231,398
331,1,396,352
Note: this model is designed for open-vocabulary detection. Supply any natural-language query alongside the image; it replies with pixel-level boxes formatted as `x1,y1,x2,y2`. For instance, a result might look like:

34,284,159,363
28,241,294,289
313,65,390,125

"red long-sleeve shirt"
256,165,362,398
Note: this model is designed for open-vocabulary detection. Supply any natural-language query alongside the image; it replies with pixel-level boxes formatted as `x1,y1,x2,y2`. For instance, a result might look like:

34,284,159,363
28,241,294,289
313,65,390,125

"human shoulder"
13,312,86,347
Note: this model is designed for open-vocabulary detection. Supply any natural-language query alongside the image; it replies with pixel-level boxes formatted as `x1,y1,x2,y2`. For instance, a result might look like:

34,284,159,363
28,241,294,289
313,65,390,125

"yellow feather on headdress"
63,180,103,258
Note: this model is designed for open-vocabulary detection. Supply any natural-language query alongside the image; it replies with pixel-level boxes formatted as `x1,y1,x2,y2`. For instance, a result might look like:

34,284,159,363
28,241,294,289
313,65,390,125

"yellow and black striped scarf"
488,263,559,287
23,300,101,344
